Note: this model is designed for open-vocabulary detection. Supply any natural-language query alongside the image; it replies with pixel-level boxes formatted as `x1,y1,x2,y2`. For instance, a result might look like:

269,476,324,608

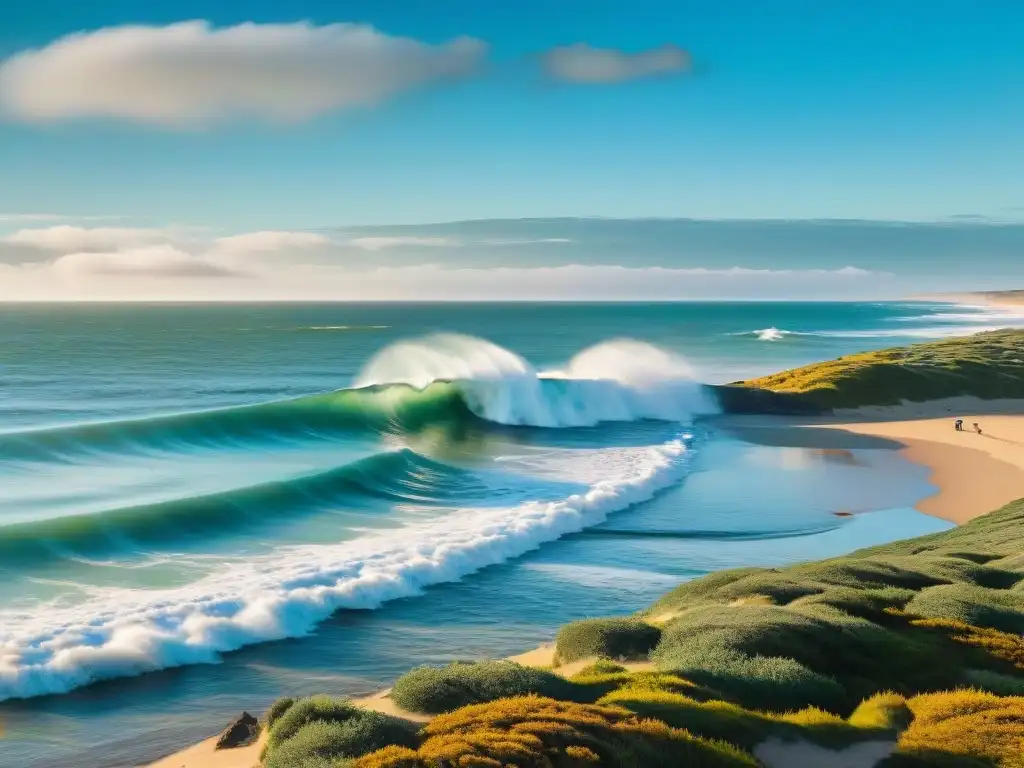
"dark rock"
214,711,259,750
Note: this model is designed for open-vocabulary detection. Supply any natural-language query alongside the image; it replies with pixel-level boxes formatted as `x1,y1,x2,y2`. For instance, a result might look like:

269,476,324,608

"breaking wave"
0,336,714,464
0,334,714,700
753,327,789,341
0,449,497,565
0,437,690,700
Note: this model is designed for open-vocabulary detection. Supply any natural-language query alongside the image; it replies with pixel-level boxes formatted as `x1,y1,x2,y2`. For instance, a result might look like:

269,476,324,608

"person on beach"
955,419,963,431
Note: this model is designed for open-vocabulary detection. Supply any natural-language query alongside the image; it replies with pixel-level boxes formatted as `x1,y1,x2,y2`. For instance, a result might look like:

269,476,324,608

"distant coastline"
919,289,1024,309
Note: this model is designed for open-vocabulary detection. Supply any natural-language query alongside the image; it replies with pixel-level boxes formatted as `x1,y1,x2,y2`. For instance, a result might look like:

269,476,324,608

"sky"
1,1,1022,300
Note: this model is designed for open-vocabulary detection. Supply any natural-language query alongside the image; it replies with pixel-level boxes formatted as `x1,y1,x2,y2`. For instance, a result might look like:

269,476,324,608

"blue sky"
0,1,1022,299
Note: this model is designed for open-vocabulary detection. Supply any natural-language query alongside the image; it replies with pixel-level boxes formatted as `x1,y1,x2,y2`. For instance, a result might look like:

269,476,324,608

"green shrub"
847,692,914,731
598,688,767,750
791,587,916,621
939,552,1003,565
888,690,1024,768
268,696,363,750
600,685,907,752
646,568,771,615
555,618,662,664
390,660,577,714
695,572,825,605
907,618,1024,671
855,499,1024,562
571,669,722,704
682,650,849,714
650,602,965,710
354,696,759,767
264,712,418,768
733,330,1024,410
907,584,1024,634
963,669,1024,696
790,557,949,591
573,659,627,676
263,696,296,728
996,553,1024,574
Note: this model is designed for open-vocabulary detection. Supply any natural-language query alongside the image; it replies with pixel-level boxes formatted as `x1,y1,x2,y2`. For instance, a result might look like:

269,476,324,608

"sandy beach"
826,414,1024,524
923,291,1024,311
720,396,1024,525
145,396,1024,767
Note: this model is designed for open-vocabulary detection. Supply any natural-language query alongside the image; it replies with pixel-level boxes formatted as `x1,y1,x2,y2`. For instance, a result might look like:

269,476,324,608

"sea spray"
0,437,691,701
754,327,789,341
357,334,716,426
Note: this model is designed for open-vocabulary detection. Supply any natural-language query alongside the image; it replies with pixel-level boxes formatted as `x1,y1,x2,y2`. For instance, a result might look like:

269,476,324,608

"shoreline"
145,396,1024,767
718,396,1024,525
920,291,1024,312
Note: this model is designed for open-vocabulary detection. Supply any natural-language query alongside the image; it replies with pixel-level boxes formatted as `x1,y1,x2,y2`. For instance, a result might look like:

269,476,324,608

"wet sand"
718,396,1024,524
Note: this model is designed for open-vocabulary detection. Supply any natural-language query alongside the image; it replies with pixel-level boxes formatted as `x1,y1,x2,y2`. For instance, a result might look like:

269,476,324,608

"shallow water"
0,301,993,767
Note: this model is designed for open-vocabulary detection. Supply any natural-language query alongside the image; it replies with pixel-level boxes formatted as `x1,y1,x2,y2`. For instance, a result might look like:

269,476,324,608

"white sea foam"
817,326,1009,339
732,303,1024,344
739,322,1019,342
753,327,789,341
0,437,689,701
356,334,717,427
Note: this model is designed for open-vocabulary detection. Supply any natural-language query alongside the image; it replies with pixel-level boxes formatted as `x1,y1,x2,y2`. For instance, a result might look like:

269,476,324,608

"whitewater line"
0,437,690,701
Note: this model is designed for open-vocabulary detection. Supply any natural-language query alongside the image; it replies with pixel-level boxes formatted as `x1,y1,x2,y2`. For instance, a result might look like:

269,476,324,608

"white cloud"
347,236,460,250
0,21,487,126
542,43,691,84
212,230,335,252
260,263,888,301
5,225,170,252
52,245,238,278
0,221,894,299
479,238,574,246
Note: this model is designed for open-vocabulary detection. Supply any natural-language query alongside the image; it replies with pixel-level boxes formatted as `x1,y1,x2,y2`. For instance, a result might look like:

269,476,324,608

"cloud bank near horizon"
0,217,1017,300
0,218,941,301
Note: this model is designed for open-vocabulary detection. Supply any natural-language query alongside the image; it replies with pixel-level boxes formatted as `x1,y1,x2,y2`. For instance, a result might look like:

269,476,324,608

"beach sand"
147,396,1024,766
146,731,266,768
924,291,1024,310
719,396,1024,525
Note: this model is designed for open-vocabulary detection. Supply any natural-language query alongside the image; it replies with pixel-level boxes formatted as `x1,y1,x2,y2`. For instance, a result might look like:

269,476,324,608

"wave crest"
356,334,715,427
754,327,789,341
0,437,691,701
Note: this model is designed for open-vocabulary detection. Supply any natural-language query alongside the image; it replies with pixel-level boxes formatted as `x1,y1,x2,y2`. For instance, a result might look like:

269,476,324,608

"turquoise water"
0,301,1015,767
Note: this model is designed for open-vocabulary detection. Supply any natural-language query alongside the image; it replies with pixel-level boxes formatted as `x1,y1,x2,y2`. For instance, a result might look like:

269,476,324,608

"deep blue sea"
1,300,1020,768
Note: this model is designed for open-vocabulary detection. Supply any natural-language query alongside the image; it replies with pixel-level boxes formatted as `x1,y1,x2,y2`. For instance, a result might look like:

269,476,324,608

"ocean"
0,300,1019,768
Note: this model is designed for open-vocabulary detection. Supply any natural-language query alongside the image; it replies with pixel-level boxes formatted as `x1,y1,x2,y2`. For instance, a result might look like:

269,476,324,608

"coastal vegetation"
255,497,1024,767
553,617,662,665
715,329,1024,412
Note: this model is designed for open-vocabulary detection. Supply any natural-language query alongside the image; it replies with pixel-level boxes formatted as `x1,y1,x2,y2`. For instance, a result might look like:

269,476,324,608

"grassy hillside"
714,329,1024,412
257,498,1024,767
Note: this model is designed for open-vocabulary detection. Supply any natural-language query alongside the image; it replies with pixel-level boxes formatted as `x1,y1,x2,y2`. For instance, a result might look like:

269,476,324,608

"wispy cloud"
478,238,573,246
5,225,171,251
52,246,240,278
542,43,691,84
0,21,487,126
212,230,335,252
347,236,460,250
